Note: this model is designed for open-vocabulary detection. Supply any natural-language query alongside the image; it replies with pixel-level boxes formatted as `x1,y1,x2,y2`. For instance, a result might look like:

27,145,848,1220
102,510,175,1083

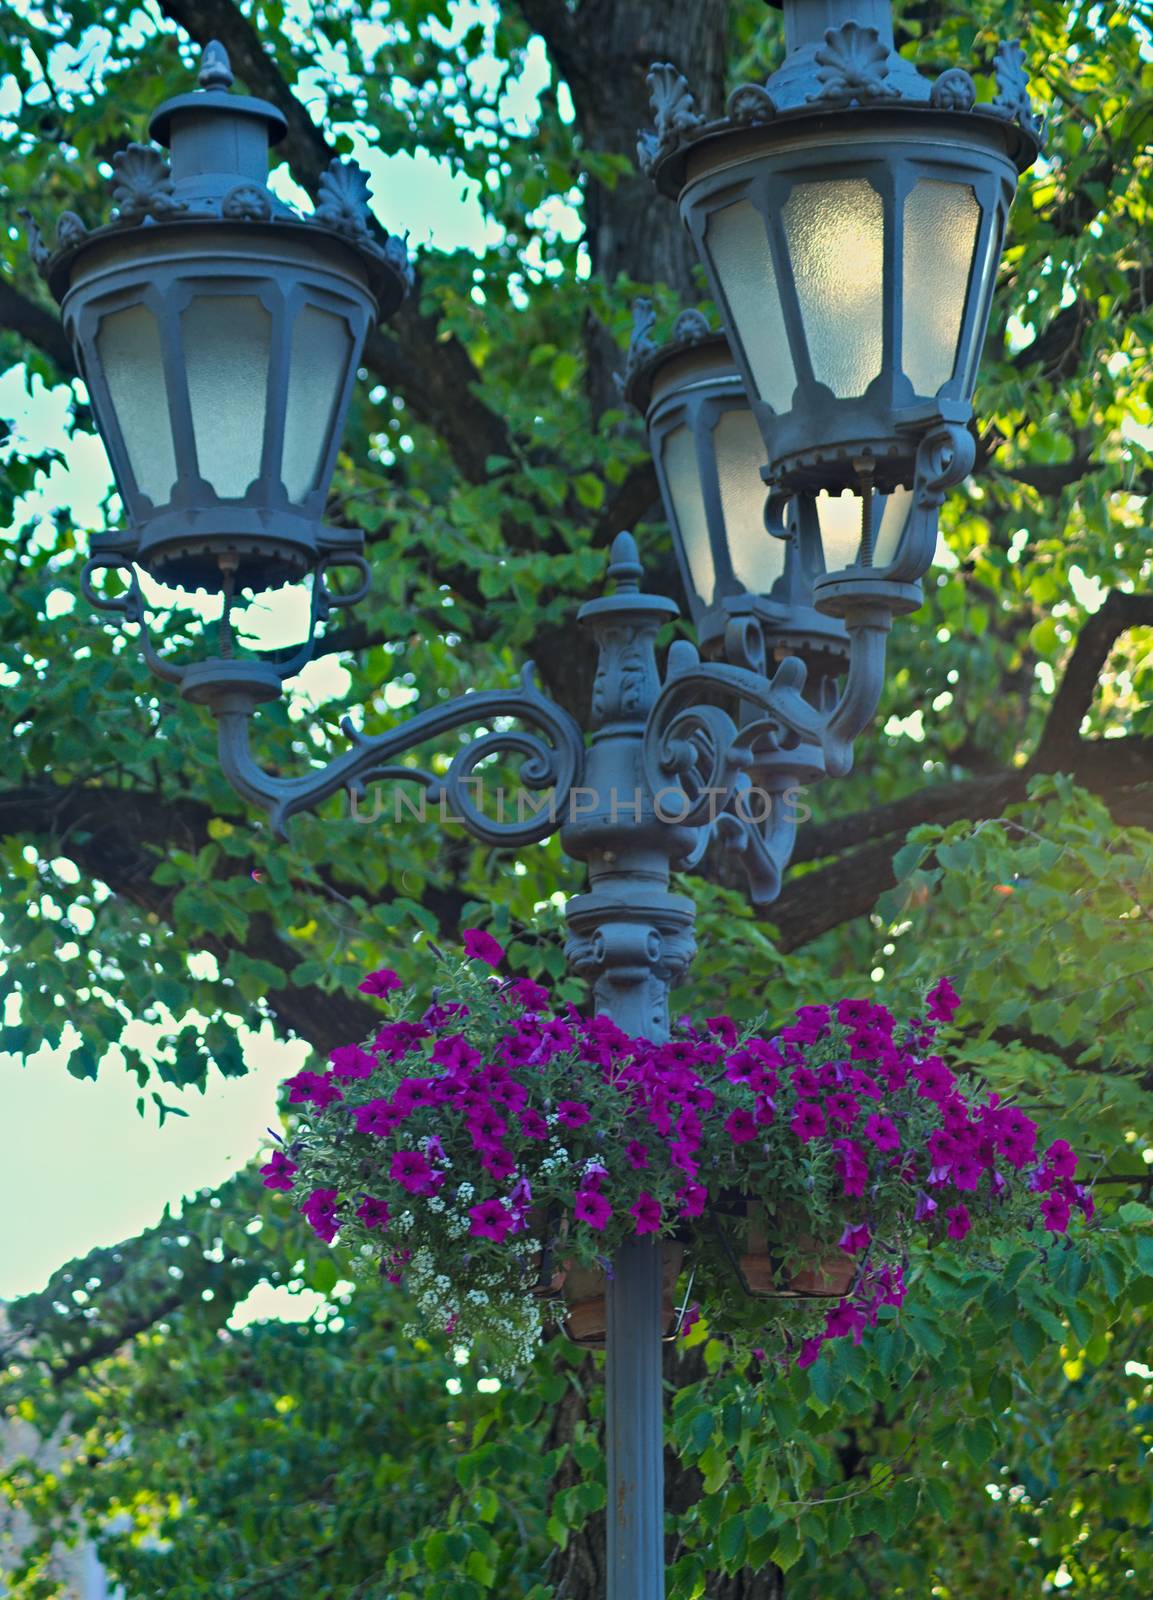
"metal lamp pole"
26,0,1043,1589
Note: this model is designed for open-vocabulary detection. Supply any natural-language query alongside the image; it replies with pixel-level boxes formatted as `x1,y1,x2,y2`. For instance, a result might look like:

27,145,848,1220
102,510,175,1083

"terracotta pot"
737,1208,858,1299
526,1206,567,1298
561,1241,685,1348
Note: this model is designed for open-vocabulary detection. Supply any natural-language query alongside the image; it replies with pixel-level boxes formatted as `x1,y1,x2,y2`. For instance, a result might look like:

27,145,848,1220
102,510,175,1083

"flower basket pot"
526,1204,567,1299
560,1241,685,1348
725,1205,861,1300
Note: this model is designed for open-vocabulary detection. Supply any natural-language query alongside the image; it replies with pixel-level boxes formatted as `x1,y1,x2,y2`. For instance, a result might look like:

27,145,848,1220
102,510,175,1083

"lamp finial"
198,40,234,92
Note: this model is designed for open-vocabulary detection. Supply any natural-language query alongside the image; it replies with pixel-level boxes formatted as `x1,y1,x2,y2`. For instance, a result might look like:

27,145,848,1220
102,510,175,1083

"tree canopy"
2,2,1152,1597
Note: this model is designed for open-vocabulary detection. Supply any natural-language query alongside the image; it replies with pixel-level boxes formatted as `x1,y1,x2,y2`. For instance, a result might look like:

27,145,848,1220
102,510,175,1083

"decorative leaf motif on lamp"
991,39,1044,139
314,159,374,240
622,296,659,389
55,210,87,249
636,62,703,175
109,143,183,222
808,21,901,105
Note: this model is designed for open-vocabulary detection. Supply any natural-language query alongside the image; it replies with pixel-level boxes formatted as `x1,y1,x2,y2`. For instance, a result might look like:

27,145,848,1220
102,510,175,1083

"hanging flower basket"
261,934,1090,1372
560,1241,686,1348
723,1203,861,1300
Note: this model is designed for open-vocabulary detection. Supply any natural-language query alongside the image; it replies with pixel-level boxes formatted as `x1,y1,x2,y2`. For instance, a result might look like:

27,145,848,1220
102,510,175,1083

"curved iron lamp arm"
182,658,585,844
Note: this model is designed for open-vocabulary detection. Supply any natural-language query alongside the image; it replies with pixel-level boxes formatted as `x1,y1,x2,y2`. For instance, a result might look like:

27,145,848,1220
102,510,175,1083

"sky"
0,0,558,1308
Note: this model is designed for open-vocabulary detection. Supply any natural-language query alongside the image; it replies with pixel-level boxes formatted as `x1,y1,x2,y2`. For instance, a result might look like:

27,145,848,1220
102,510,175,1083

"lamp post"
26,5,1040,1594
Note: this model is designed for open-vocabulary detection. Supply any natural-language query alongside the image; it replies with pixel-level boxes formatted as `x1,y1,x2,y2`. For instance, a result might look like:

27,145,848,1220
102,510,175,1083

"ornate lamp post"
27,6,1040,1594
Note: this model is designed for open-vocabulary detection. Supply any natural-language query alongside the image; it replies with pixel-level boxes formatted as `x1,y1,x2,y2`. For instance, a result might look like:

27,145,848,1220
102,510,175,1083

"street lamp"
27,8,1040,1598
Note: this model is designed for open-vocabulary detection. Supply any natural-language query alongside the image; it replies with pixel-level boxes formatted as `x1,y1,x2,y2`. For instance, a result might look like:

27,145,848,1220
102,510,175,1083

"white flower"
428,1197,445,1212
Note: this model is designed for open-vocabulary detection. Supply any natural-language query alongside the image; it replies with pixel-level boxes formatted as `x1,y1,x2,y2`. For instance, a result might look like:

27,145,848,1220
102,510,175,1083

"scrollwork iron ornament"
205,662,585,842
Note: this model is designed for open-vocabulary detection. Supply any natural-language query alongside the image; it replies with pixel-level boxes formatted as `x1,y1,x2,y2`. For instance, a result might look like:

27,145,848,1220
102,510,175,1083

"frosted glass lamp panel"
182,295,272,498
282,305,354,502
662,425,716,608
704,201,797,415
713,407,783,596
902,180,980,396
815,489,864,572
872,486,914,567
95,305,178,506
783,179,884,398
960,210,1003,395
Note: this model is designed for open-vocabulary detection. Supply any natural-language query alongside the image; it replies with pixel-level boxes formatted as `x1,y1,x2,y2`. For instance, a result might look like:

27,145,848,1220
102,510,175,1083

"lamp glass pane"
783,179,884,398
713,407,783,596
95,304,178,506
902,180,980,395
814,490,864,571
662,424,716,609
961,210,1004,396
182,294,272,497
282,305,354,502
704,201,796,414
872,487,914,567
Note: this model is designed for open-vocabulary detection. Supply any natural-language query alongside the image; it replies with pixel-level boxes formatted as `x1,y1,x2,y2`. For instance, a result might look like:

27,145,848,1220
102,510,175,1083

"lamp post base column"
606,1238,666,1600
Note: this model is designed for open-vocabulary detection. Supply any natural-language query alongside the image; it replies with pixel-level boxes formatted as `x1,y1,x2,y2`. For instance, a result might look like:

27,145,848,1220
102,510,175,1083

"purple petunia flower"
1043,1139,1077,1181
926,976,961,1024
791,1102,827,1142
301,1187,340,1243
469,1198,513,1242
359,967,402,997
357,1195,392,1230
352,1098,402,1138
575,1189,612,1230
838,1222,871,1254
463,929,505,968
518,1108,549,1140
914,1190,938,1222
481,1147,517,1183
725,1108,758,1145
630,1193,662,1235
796,1336,825,1369
556,1100,591,1130
945,1203,971,1240
260,1150,297,1191
863,1113,900,1152
284,1069,343,1110
676,1181,708,1219
330,1044,377,1080
508,976,550,1010
626,1139,650,1169
390,1149,435,1195
1040,1191,1071,1234
826,1092,860,1128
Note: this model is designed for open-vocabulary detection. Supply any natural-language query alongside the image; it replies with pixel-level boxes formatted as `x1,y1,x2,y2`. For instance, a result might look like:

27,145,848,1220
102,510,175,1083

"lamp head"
638,1,1040,614
28,40,410,600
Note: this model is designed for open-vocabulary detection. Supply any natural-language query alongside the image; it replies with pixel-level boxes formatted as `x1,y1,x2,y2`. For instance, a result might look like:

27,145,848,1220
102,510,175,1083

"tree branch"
1033,590,1153,766
0,276,77,376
